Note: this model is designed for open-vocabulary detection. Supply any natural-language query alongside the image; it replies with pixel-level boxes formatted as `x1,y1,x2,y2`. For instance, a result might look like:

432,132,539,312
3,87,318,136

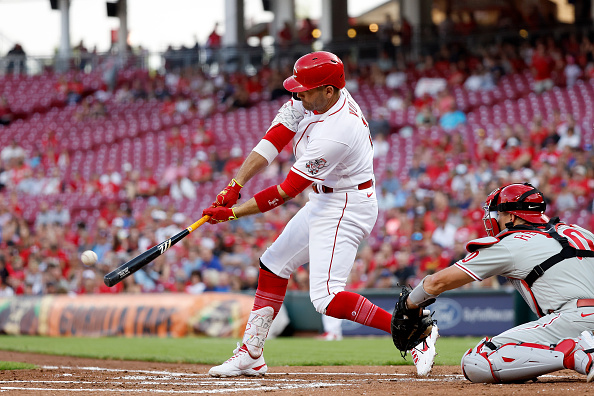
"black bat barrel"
103,229,189,287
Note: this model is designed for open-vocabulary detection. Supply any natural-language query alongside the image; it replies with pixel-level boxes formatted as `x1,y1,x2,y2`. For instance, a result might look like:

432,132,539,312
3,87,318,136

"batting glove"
202,207,238,224
212,179,243,208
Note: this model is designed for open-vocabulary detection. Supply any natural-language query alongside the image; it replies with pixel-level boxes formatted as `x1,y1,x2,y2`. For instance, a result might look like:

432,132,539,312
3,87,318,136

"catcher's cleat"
574,330,594,382
208,343,268,378
411,325,439,376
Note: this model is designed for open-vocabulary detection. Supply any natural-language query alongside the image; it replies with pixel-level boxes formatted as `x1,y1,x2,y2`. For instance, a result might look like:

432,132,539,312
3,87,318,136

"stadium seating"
1,65,592,234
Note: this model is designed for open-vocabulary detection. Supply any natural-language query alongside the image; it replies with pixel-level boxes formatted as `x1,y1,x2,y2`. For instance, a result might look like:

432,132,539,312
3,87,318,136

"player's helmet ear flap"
283,51,346,92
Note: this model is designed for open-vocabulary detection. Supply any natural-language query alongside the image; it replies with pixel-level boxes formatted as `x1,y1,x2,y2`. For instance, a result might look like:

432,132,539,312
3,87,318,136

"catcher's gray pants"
462,299,594,382
492,299,594,347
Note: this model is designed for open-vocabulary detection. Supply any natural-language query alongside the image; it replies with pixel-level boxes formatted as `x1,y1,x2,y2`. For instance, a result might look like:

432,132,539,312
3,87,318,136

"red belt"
548,299,594,313
312,179,373,194
577,299,594,308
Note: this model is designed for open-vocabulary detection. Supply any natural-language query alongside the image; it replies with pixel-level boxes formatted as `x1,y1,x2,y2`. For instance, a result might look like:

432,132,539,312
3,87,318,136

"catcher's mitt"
391,286,435,357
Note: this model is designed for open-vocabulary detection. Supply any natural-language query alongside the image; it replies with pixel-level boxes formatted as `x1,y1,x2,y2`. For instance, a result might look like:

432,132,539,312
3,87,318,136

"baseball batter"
203,51,436,377
405,182,594,383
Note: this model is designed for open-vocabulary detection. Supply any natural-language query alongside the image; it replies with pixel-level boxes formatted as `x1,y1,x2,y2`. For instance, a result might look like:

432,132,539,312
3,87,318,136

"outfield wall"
283,289,538,337
0,293,253,338
0,289,536,338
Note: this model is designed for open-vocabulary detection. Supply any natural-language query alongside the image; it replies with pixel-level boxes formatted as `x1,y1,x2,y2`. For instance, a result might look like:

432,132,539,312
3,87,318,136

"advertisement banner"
0,293,254,338
341,291,515,337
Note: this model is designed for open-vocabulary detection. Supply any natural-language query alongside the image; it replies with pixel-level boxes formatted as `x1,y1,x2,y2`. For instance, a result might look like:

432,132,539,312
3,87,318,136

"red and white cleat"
411,325,439,376
208,343,268,378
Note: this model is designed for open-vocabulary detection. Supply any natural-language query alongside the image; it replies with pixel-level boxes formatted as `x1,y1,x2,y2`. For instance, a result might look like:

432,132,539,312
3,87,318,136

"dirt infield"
0,350,591,395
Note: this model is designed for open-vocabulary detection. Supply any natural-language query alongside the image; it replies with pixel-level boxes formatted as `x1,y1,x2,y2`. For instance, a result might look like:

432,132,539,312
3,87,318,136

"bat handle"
186,215,210,233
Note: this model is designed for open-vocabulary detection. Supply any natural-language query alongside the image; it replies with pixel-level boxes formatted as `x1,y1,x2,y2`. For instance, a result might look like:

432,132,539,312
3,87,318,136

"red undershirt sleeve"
262,124,295,152
279,170,313,198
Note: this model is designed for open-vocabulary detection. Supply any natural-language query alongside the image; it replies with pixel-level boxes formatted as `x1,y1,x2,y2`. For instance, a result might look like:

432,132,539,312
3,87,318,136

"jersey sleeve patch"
305,157,327,175
466,236,500,253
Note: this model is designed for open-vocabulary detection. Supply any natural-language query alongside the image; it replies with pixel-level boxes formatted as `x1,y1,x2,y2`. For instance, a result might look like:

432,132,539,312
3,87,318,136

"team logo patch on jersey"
306,158,327,175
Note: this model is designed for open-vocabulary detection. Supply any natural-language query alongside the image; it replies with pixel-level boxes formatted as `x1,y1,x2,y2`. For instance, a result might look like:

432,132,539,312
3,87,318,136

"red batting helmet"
283,51,345,92
483,183,549,236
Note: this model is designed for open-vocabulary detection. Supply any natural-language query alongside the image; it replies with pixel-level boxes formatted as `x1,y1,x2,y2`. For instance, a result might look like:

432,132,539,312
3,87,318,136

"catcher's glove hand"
391,286,436,357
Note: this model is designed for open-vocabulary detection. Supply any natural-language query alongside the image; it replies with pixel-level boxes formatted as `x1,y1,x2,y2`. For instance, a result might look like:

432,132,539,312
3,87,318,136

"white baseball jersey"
267,88,375,189
456,223,594,315
259,88,378,312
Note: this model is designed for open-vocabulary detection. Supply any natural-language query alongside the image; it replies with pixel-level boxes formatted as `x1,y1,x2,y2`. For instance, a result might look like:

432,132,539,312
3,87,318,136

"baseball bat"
103,215,211,287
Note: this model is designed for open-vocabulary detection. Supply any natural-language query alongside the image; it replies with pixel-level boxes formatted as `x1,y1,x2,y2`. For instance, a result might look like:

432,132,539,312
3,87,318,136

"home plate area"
0,352,590,395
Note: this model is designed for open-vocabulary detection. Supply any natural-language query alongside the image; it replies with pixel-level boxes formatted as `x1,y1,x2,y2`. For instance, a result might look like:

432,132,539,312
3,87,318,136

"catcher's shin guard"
462,339,573,383
242,306,274,358
573,330,594,378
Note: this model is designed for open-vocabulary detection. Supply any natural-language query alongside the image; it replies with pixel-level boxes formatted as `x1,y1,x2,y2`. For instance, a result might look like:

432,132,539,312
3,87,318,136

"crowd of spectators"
0,30,593,299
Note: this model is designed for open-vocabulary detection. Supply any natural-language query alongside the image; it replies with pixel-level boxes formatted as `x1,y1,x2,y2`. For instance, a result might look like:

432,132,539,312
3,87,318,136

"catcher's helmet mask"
483,182,549,236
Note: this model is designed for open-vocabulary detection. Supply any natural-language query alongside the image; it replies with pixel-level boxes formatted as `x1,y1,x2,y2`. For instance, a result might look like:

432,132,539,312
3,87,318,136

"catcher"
402,183,594,383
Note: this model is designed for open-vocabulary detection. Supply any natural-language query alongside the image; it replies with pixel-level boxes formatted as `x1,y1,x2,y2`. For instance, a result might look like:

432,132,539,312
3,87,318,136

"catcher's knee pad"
462,339,567,383
461,338,498,383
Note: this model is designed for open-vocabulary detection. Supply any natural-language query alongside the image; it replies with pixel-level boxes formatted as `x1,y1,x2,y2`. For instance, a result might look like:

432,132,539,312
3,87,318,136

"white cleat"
411,325,439,376
576,330,594,383
209,343,268,378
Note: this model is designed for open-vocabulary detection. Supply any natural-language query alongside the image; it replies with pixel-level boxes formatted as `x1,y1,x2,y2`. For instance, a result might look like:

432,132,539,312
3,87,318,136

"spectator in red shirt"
531,42,554,93
191,124,215,151
510,135,535,170
136,168,159,197
189,152,213,183
43,243,70,277
534,140,561,168
298,17,316,45
278,21,293,50
245,74,263,98
205,22,221,64
166,126,187,150
529,115,550,148
98,173,119,196
67,77,84,105
568,165,590,198
419,241,450,275
222,147,244,178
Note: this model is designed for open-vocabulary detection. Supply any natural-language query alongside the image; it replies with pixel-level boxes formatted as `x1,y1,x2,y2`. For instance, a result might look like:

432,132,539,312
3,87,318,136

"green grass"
0,335,481,367
0,361,37,370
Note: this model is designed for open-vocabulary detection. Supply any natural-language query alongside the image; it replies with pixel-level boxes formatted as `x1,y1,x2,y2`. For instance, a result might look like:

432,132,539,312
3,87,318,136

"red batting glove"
203,207,238,224
212,179,243,208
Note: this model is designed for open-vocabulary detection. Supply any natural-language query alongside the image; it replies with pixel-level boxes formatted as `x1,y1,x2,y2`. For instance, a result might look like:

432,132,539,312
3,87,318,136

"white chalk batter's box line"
0,366,572,394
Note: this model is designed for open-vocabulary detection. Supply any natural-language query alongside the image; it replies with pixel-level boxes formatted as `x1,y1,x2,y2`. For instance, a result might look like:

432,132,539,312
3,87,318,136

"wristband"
254,185,285,213
230,178,243,188
408,276,438,307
